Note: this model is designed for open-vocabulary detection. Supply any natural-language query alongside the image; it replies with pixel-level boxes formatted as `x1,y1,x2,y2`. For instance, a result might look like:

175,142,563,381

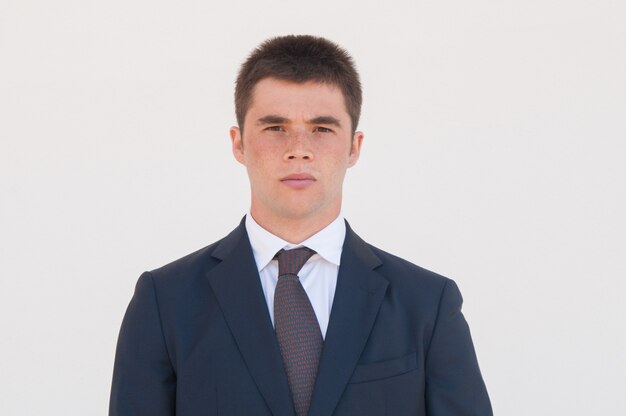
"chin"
283,201,337,221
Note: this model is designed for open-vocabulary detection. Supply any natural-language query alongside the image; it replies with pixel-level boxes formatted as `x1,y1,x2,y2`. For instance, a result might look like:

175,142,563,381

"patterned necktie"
274,247,323,416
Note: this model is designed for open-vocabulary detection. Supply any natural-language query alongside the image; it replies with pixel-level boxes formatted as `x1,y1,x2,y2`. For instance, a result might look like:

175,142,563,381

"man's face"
230,78,363,228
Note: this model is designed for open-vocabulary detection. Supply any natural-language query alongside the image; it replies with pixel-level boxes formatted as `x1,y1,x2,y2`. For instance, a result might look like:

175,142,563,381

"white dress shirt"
245,213,345,339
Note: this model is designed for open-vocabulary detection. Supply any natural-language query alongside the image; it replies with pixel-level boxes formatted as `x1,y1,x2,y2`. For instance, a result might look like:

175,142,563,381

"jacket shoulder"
145,220,247,287
367,243,452,293
148,241,220,282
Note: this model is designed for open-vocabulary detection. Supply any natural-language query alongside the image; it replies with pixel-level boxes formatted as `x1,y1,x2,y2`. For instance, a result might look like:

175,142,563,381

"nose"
284,131,313,161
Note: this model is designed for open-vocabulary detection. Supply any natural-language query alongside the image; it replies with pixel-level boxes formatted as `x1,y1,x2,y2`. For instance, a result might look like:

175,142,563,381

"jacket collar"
207,218,388,416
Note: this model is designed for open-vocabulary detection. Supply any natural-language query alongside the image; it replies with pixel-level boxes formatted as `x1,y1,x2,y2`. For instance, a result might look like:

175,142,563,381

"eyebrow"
256,115,342,127
256,115,290,125
309,116,341,127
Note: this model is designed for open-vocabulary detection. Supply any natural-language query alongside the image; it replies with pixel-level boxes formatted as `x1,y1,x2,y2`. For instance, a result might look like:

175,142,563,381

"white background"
1,0,625,414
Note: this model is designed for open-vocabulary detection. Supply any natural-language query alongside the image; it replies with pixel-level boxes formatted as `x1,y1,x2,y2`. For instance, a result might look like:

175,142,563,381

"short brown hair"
235,35,362,134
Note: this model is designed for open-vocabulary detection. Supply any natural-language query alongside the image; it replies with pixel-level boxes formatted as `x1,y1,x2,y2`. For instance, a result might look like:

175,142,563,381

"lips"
280,173,316,189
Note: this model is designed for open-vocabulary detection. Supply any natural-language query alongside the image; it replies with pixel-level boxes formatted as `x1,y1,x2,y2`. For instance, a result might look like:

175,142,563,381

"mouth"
280,173,316,189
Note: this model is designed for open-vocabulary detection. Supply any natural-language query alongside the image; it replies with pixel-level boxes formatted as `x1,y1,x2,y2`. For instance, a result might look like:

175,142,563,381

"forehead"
246,78,349,119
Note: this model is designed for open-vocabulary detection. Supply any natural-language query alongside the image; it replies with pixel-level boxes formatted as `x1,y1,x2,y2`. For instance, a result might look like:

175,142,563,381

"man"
110,35,492,416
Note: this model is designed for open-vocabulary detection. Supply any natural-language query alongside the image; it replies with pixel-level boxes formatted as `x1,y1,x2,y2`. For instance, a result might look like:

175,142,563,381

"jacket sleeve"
425,279,493,416
109,272,176,416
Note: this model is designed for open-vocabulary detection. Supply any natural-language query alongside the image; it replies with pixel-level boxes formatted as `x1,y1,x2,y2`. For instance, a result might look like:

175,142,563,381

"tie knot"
275,247,316,277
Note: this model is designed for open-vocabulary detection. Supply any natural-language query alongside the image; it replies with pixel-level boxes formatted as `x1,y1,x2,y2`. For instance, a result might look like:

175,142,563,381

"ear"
348,131,364,167
230,126,245,165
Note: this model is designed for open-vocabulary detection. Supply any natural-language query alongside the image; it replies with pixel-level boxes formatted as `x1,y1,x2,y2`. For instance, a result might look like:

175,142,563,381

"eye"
314,127,333,133
265,126,284,132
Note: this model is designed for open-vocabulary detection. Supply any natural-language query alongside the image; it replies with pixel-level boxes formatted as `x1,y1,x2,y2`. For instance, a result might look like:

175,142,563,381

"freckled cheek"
248,142,284,160
246,157,282,186
321,151,352,167
245,143,278,163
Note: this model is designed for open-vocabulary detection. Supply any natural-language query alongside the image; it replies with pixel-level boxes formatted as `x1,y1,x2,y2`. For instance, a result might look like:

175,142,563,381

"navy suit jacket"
110,219,492,415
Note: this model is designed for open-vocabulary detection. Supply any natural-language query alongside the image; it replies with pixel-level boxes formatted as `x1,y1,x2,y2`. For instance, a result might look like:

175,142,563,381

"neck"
249,208,340,244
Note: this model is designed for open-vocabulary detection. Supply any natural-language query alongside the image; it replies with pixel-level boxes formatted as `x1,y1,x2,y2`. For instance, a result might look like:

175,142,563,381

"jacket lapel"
206,220,295,416
308,223,389,416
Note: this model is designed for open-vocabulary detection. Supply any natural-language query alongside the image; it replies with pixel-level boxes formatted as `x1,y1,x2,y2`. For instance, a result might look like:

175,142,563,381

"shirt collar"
245,212,346,272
